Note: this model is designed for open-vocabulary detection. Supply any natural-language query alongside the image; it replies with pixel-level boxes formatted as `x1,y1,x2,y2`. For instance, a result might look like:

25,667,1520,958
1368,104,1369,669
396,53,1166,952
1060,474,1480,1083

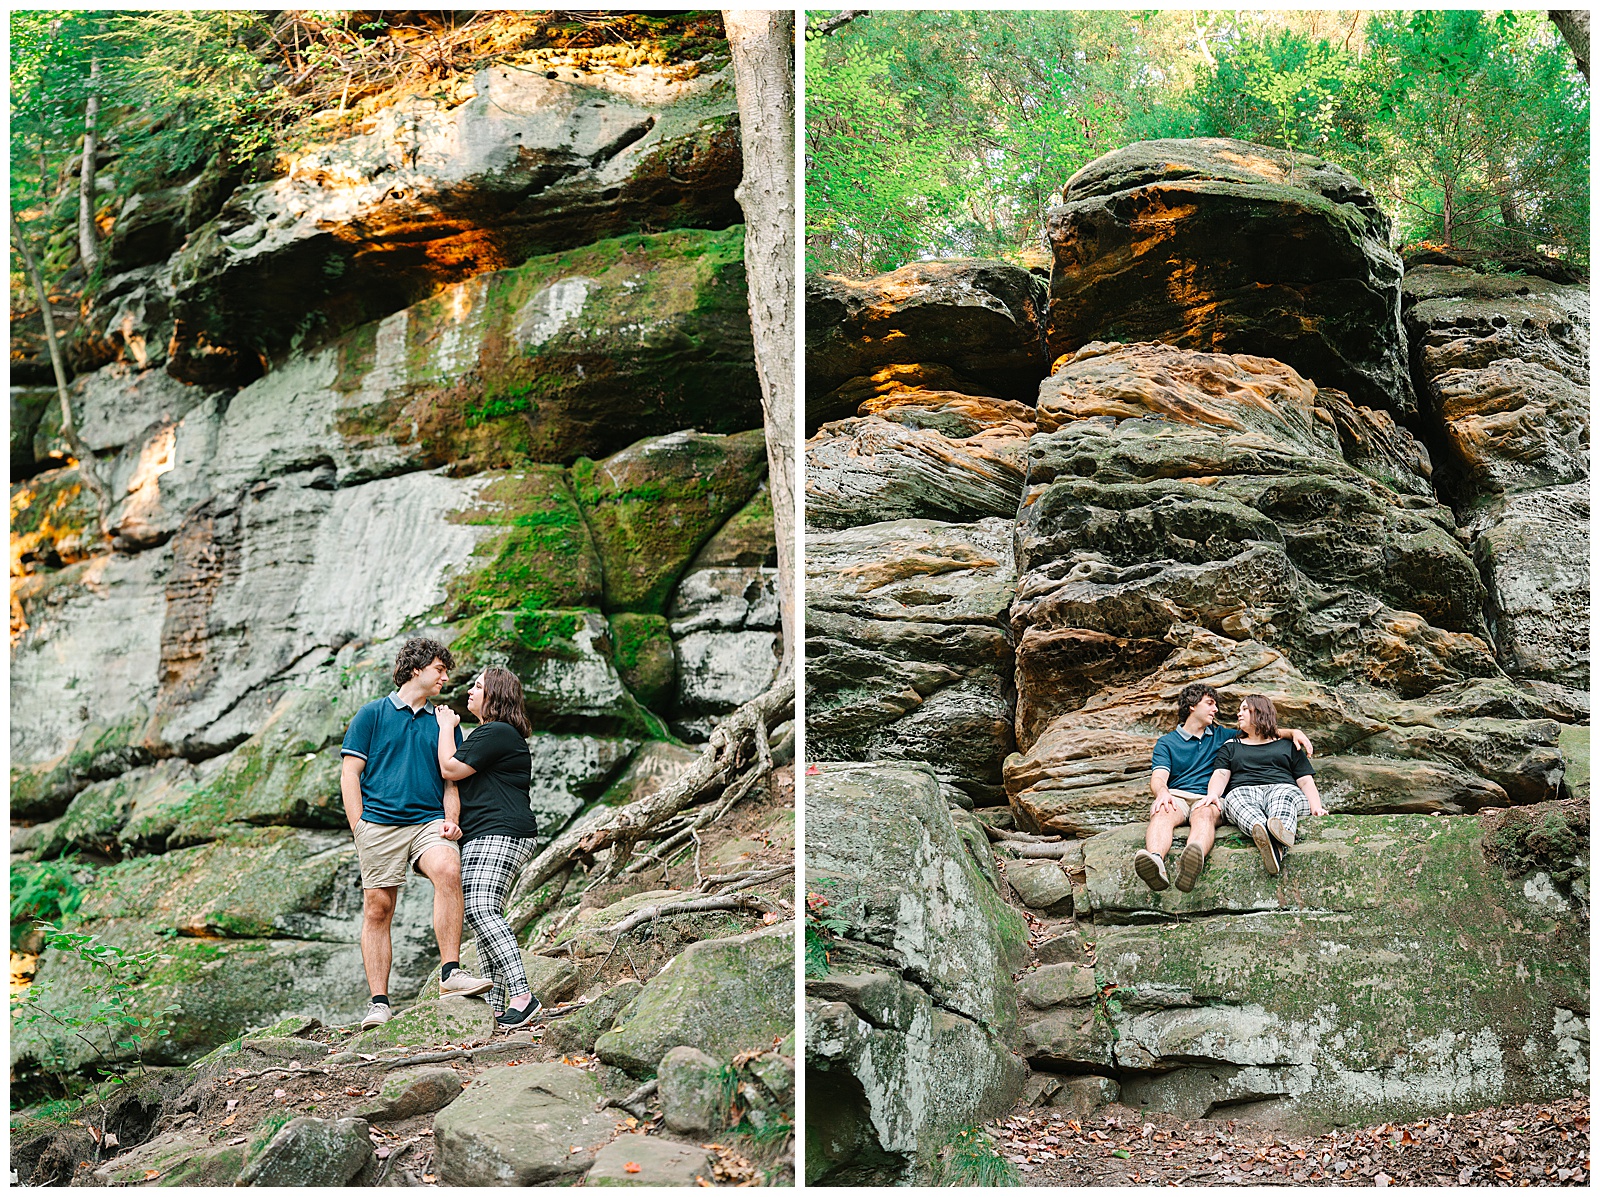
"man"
1134,683,1314,893
341,637,492,1030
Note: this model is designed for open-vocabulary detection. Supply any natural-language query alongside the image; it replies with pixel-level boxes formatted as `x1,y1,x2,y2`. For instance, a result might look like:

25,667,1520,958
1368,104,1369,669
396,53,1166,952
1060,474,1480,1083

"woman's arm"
436,706,476,781
1206,768,1231,809
1297,774,1327,817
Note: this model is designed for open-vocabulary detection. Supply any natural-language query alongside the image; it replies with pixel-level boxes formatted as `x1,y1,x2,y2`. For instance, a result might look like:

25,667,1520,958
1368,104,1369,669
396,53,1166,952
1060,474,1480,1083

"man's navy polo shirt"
341,692,463,826
1150,724,1241,794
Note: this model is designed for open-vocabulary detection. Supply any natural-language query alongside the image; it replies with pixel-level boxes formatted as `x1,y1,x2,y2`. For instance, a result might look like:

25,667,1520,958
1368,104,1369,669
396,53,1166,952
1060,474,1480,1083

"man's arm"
441,782,462,841
340,755,365,833
1150,767,1181,814
1277,726,1314,756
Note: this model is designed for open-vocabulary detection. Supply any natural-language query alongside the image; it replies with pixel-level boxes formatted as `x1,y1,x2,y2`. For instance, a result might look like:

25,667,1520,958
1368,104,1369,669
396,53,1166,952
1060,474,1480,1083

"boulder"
529,734,640,827
806,260,1051,422
806,518,1018,804
93,1128,248,1187
544,980,644,1055
1005,860,1075,917
350,1066,465,1122
597,743,699,808
608,613,676,709
237,1116,375,1187
348,997,497,1054
1045,139,1412,414
1053,1075,1121,1117
1018,963,1097,1010
1072,817,1587,1128
154,63,743,383
595,922,793,1073
658,1045,732,1135
1474,483,1588,687
587,1135,716,1186
433,1062,620,1185
574,429,770,614
804,763,1028,1183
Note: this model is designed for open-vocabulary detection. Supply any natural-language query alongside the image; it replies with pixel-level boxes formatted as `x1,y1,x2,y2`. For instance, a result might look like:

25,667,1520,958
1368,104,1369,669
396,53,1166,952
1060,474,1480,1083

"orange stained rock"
835,547,1000,593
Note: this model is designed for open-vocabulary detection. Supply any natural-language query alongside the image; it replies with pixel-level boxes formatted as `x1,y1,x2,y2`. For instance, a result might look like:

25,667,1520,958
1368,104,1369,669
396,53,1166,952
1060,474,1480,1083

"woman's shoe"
1251,824,1282,876
1267,817,1296,847
496,996,542,1031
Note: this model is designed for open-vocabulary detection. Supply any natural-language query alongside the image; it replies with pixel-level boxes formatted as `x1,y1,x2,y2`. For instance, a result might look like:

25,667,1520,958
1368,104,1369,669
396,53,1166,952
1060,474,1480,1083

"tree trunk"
1549,11,1590,82
78,56,102,276
11,214,111,535
724,9,797,684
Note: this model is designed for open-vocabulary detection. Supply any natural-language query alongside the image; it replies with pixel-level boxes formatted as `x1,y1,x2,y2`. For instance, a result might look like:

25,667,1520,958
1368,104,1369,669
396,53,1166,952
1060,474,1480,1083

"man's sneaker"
496,996,542,1032
361,1002,393,1030
1174,841,1206,893
1133,849,1170,891
440,969,494,998
1267,816,1296,847
1251,823,1282,876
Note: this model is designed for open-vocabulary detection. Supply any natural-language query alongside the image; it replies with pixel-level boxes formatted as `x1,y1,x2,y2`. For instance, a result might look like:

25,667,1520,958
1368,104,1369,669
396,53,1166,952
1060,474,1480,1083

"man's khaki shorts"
353,818,458,889
1152,788,1217,821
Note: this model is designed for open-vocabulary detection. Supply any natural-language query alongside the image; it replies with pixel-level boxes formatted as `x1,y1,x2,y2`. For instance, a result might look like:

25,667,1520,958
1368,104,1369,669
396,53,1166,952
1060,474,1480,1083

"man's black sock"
371,994,389,1006
441,962,459,981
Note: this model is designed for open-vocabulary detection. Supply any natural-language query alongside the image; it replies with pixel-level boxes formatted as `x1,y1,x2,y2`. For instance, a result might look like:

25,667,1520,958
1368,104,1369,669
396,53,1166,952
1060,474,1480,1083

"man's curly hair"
1177,682,1219,724
392,637,454,687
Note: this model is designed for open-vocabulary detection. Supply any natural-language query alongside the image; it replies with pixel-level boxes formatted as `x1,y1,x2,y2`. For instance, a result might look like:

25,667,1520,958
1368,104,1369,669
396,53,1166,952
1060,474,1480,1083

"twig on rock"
1006,842,1072,859
608,893,776,936
983,826,1063,844
380,1041,520,1070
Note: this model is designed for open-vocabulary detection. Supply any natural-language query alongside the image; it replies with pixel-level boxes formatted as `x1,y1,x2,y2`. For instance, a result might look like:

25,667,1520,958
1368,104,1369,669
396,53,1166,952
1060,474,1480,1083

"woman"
436,667,541,1030
1205,694,1328,876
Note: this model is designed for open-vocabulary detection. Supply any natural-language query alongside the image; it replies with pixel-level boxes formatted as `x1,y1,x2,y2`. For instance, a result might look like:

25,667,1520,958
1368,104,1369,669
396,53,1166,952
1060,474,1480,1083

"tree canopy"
805,9,1588,275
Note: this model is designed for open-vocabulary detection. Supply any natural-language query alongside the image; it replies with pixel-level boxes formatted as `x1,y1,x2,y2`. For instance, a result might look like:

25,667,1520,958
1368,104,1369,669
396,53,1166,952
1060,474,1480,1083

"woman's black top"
453,721,538,844
1215,737,1315,792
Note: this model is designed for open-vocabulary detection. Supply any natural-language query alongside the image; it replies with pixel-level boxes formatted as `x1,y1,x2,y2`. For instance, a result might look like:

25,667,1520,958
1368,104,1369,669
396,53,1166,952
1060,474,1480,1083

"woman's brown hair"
1240,694,1279,740
478,667,532,737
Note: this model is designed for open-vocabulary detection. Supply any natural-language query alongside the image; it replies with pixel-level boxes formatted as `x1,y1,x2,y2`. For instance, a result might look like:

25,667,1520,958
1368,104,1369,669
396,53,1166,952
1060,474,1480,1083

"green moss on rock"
608,613,675,708
574,429,769,614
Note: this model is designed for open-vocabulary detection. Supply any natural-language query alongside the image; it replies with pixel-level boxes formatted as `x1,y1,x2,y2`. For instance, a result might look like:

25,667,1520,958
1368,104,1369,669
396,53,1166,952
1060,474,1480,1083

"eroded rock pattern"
804,137,1587,1163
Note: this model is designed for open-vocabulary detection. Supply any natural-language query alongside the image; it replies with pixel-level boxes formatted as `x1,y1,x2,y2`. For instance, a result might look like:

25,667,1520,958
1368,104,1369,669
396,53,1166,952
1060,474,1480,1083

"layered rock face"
73,62,741,385
805,137,1587,1150
11,50,778,1086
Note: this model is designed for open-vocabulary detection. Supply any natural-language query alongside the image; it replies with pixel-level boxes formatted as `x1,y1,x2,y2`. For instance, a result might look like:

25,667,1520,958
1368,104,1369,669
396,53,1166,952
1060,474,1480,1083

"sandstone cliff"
11,24,791,1173
803,138,1588,1182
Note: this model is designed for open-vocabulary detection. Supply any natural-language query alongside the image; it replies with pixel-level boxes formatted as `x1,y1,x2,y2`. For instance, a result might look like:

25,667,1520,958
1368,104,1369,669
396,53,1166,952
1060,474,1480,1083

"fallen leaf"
144,1170,160,1180
625,1162,642,1174
103,1132,119,1149
1375,1171,1391,1186
225,1099,239,1112
220,1113,237,1126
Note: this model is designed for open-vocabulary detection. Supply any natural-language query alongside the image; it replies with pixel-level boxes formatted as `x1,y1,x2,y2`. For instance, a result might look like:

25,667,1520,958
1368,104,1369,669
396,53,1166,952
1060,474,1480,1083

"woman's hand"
436,705,461,732
1300,776,1327,817
1308,797,1328,817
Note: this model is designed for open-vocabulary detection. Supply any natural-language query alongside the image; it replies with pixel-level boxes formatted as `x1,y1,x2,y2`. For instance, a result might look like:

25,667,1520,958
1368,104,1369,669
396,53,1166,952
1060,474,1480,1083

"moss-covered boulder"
93,1128,250,1187
446,609,666,739
595,922,794,1073
544,980,644,1055
689,484,777,569
347,997,496,1054
574,429,769,614
440,468,603,617
608,613,676,709
1073,817,1588,1129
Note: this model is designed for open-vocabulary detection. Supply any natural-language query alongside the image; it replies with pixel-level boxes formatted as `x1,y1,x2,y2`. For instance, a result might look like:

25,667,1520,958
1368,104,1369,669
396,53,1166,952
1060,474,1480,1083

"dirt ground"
986,1093,1590,1186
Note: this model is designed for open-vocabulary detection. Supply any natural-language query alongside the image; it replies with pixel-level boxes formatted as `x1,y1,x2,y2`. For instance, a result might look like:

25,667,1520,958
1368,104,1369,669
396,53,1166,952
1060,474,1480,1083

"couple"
1133,682,1328,892
339,637,541,1032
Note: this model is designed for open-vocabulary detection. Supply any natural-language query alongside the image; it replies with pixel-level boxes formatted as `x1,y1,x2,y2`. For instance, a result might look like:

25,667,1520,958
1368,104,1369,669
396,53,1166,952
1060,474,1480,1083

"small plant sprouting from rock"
934,1126,1020,1187
10,923,179,1095
805,883,848,977
1095,975,1134,1042
10,858,87,951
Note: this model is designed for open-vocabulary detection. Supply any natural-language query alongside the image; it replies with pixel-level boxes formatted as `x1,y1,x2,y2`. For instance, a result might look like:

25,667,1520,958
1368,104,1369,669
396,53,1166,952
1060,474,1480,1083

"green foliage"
934,1125,1021,1186
806,10,1588,274
10,922,180,1095
804,883,848,977
10,857,86,950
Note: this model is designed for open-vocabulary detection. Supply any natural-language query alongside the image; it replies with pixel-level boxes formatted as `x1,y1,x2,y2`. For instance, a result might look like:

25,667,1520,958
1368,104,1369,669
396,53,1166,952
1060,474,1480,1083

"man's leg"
1174,803,1219,892
1144,807,1185,857
416,843,465,964
361,886,399,998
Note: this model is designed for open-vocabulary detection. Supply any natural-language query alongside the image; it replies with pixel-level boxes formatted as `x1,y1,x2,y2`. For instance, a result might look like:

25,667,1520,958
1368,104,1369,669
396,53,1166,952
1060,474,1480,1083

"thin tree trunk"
724,9,797,685
12,214,111,535
1549,11,1590,82
78,56,102,276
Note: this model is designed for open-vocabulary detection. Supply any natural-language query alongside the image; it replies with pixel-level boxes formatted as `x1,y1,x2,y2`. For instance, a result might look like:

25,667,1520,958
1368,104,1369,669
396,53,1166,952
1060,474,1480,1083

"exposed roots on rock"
506,679,793,934
600,1077,658,1120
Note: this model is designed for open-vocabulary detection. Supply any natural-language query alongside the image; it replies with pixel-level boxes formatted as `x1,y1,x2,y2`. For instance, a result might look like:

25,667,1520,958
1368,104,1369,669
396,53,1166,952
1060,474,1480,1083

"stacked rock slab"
805,763,1028,1183
11,48,777,1088
805,138,1588,1136
1402,264,1589,700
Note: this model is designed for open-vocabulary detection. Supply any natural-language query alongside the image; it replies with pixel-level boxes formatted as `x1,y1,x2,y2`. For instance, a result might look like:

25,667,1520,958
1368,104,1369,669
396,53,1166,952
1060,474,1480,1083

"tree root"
506,680,792,934
600,1077,657,1120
